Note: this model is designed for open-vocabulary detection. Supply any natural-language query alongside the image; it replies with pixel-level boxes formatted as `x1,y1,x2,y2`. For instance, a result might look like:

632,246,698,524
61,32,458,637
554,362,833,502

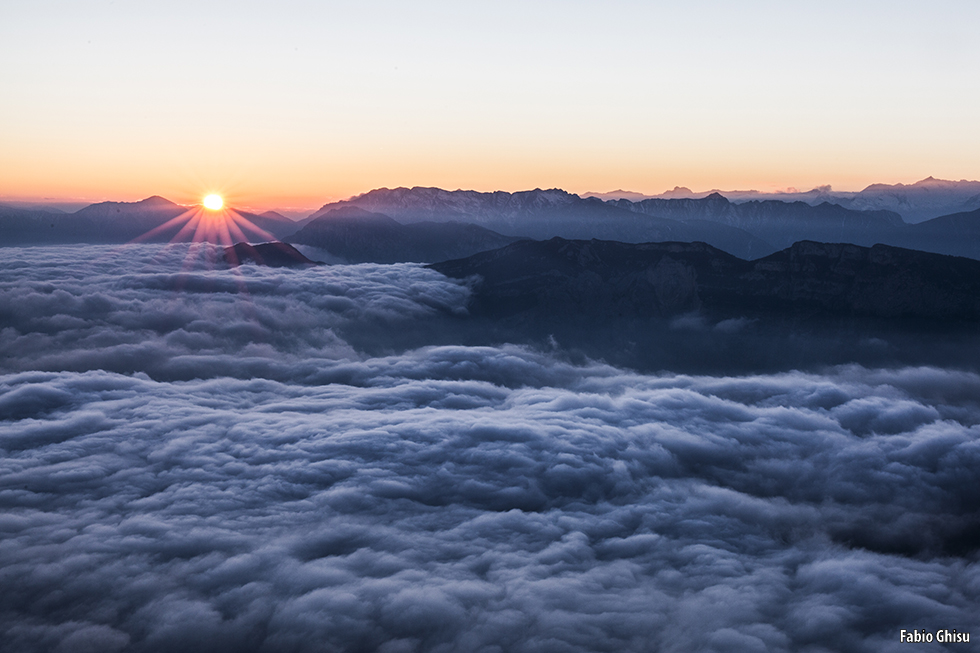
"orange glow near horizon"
3,155,976,215
1,158,977,215
3,3,978,216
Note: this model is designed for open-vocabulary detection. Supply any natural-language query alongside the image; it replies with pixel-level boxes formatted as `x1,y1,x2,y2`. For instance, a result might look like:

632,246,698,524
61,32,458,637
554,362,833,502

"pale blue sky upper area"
2,0,978,205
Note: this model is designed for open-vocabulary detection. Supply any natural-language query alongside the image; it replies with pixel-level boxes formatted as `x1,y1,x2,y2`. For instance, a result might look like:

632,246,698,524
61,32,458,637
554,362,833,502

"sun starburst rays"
131,200,275,248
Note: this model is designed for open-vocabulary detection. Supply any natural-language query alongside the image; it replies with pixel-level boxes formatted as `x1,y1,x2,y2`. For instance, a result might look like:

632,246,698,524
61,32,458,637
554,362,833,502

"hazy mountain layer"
615,195,980,261
590,177,980,223
0,205,100,245
310,187,774,259
0,196,300,245
5,184,980,264
610,193,905,250
843,177,980,222
896,207,980,260
287,206,521,263
311,185,980,261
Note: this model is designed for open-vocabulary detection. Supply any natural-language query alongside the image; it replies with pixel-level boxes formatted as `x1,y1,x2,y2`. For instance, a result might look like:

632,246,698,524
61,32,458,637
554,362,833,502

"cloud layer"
0,244,470,382
1,245,978,652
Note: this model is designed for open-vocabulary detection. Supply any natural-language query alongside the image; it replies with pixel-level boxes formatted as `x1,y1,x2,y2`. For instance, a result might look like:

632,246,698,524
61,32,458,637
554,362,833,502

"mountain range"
585,177,980,224
3,182,980,263
0,196,299,245
305,188,787,260
307,186,980,261
426,237,980,372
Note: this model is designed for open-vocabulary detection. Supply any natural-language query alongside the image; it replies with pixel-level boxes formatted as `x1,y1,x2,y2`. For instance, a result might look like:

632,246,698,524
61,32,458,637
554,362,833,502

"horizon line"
4,175,979,214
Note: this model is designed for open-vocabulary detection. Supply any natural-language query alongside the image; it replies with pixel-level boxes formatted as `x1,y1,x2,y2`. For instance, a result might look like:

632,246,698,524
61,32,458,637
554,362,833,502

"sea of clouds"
1,244,978,652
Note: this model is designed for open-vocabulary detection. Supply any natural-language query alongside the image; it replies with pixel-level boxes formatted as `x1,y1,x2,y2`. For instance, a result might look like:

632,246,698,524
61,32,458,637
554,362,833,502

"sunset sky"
2,0,978,212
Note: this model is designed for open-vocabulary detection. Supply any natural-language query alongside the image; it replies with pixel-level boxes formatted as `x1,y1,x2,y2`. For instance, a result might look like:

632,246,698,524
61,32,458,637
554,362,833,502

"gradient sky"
2,0,979,212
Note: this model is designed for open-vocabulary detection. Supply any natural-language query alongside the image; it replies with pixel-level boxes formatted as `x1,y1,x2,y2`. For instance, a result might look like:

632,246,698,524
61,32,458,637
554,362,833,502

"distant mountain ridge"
4,183,980,263
0,196,299,245
312,186,980,261
586,177,980,223
309,187,774,259
310,187,582,225
73,196,188,241
608,193,905,250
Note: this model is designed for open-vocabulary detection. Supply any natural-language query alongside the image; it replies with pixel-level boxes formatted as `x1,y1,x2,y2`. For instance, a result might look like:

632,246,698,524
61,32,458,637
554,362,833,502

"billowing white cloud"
0,244,471,382
1,245,978,651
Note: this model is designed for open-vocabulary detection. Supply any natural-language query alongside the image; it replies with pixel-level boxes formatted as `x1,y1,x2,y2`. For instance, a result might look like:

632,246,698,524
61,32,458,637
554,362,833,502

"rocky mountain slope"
431,237,980,322
425,237,980,373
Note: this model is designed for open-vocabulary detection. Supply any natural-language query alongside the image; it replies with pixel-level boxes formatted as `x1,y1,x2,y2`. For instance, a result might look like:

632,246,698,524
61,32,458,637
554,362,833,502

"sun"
203,194,224,211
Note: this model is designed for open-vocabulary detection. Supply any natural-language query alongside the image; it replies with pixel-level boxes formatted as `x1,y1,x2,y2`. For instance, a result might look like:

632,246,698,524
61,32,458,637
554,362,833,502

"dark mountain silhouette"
0,198,185,245
892,207,980,260
287,206,521,263
4,186,980,262
72,196,188,241
76,197,299,242
0,196,301,245
309,187,773,259
0,201,80,213
75,195,181,216
0,205,97,244
425,237,980,373
222,241,319,267
431,237,980,322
